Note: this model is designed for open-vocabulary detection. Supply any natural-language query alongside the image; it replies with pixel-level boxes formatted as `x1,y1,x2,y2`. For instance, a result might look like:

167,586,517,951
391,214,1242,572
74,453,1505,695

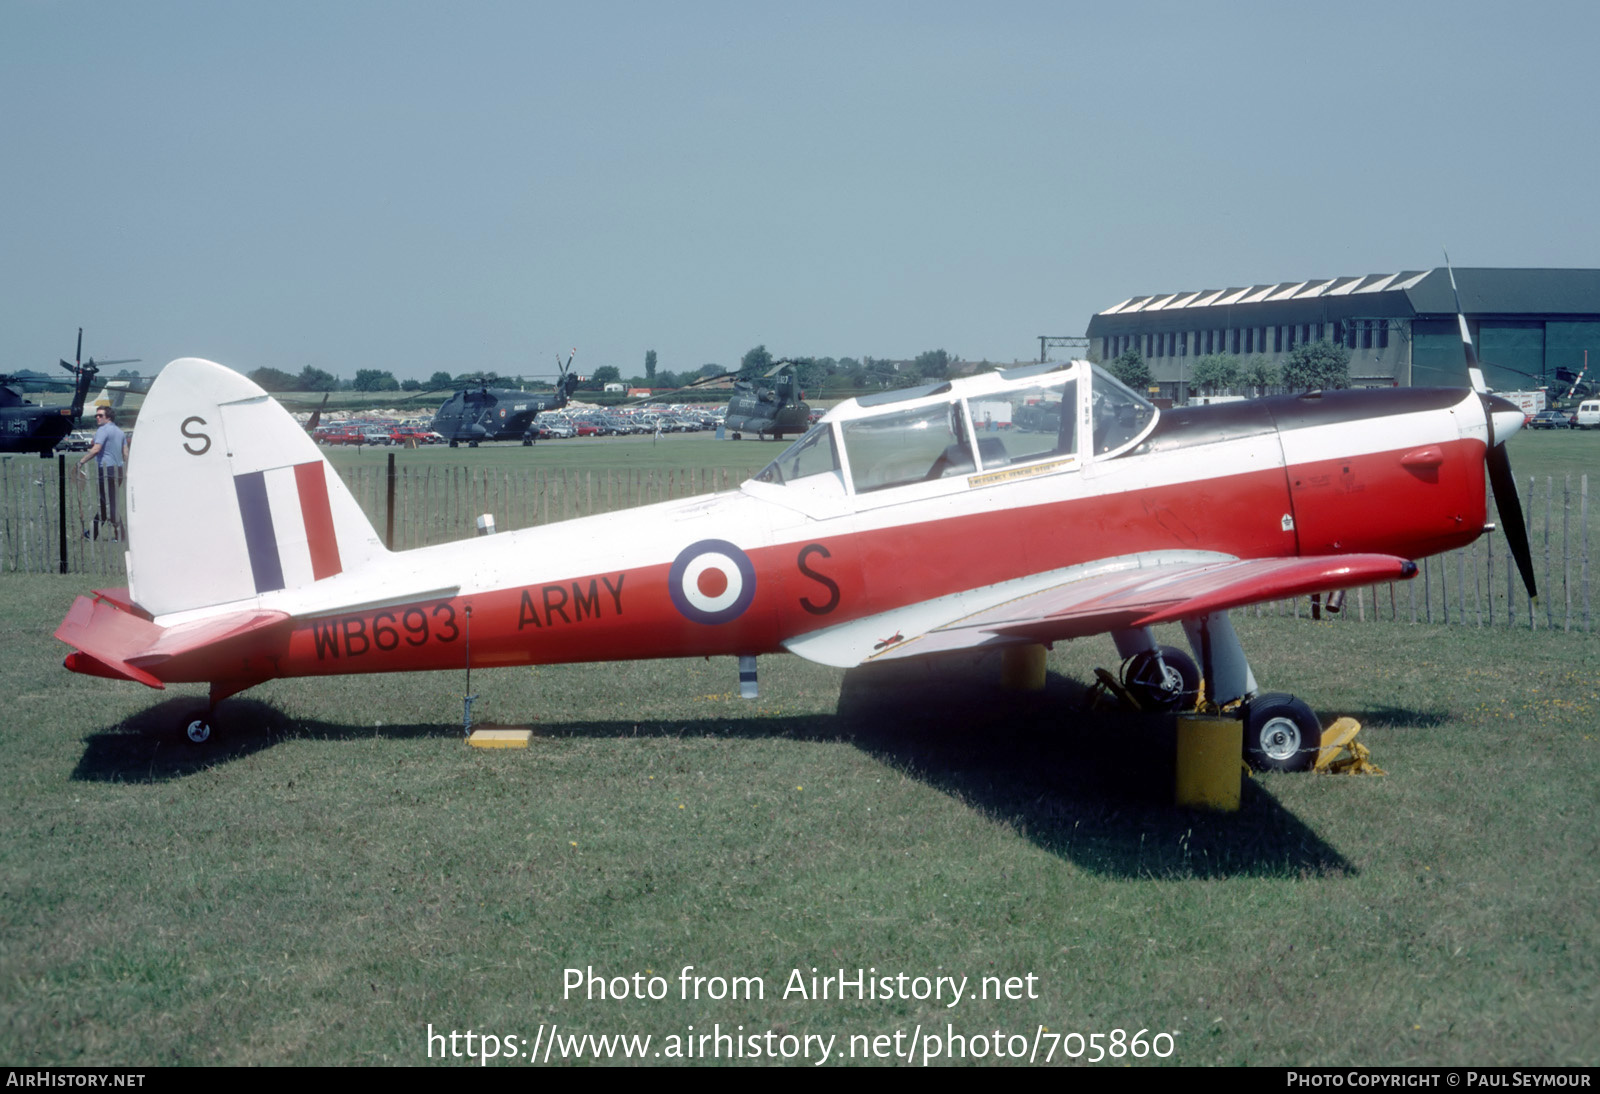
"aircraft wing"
784,553,1416,668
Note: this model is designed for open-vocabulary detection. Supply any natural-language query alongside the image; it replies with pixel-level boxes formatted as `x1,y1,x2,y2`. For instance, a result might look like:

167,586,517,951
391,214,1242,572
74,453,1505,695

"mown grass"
2,571,1595,1066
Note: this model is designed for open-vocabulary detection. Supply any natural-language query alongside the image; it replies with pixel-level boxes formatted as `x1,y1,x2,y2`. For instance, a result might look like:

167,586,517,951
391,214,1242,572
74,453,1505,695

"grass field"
2,568,1595,1066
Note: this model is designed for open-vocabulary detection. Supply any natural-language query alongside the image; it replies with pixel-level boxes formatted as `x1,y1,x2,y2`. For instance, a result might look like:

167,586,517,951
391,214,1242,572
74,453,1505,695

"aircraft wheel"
183,713,214,746
522,438,532,446
468,441,479,448
1123,646,1200,711
449,440,459,448
1243,693,1319,773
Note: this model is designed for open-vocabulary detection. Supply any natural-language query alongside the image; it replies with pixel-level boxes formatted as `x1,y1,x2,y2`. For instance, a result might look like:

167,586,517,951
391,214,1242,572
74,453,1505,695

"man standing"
77,404,128,541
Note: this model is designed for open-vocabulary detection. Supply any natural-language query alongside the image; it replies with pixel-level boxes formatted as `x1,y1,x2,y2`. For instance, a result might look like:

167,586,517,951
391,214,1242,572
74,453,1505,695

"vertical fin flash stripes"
234,471,286,594
234,461,343,595
294,462,342,580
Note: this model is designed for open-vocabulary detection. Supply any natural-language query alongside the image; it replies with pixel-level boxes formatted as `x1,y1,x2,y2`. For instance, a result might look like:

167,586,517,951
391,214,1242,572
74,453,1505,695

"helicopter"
1,330,138,457
429,350,580,448
721,360,812,440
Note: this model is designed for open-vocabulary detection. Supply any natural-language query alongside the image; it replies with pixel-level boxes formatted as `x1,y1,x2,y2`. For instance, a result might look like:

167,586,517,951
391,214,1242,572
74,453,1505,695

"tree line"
1103,340,1354,395
247,340,1361,401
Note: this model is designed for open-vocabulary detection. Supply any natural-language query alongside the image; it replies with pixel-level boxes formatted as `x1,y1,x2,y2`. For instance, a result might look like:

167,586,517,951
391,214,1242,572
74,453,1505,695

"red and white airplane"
56,321,1534,771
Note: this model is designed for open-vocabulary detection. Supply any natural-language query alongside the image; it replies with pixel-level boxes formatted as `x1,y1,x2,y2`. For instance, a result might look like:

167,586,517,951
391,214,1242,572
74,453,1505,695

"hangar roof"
1091,268,1600,328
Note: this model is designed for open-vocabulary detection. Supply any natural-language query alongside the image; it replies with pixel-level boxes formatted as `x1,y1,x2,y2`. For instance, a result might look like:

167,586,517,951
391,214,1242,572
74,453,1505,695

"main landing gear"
1241,693,1321,774
1109,617,1321,773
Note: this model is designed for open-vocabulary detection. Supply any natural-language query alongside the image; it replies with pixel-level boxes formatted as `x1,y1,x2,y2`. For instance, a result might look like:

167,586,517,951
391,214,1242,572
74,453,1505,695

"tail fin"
127,358,386,617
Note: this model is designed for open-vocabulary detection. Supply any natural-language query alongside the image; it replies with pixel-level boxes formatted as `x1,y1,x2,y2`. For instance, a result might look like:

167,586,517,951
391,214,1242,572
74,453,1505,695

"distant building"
1085,268,1600,399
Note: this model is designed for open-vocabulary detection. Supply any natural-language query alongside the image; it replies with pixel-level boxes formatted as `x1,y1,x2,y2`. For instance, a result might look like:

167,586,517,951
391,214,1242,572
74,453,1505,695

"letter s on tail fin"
128,359,386,617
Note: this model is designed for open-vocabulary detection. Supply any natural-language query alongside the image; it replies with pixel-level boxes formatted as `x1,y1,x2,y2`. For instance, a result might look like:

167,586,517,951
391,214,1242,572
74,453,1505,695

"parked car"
1529,410,1571,429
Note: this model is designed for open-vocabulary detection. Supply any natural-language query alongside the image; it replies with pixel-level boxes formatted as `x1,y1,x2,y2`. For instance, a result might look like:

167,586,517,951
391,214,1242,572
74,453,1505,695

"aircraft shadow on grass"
66,647,1428,879
70,696,457,783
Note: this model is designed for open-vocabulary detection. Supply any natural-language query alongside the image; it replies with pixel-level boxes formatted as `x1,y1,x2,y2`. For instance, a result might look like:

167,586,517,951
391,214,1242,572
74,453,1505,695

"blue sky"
5,1,1597,382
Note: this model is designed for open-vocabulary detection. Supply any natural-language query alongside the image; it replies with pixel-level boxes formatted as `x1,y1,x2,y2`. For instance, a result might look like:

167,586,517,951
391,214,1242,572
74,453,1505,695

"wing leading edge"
785,554,1417,667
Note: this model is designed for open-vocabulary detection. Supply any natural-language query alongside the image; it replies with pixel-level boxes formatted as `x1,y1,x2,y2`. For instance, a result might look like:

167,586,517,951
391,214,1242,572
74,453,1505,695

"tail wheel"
1122,646,1200,712
1244,693,1320,773
183,714,214,746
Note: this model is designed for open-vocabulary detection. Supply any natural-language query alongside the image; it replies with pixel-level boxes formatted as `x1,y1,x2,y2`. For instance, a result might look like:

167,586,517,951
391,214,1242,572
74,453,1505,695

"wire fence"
3,454,1591,633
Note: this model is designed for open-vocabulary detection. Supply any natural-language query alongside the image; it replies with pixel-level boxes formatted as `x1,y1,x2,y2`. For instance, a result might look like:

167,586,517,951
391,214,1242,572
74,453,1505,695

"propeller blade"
1451,250,1535,597
1444,251,1484,380
75,327,83,368
1486,442,1537,598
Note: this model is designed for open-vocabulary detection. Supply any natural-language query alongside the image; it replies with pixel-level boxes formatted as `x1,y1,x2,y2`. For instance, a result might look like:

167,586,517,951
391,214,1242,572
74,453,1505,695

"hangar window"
1274,326,1283,353
1361,321,1372,350
1378,322,1389,349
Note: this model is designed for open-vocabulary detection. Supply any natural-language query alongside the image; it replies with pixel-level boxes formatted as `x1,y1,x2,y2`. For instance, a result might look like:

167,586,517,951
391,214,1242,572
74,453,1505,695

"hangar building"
1084,268,1600,399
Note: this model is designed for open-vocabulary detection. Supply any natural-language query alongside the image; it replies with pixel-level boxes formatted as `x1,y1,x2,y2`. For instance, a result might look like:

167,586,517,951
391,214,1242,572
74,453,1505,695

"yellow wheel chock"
1313,717,1385,775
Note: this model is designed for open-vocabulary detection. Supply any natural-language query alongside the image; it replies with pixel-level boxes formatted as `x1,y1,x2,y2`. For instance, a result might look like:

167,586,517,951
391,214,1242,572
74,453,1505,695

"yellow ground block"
467,728,533,749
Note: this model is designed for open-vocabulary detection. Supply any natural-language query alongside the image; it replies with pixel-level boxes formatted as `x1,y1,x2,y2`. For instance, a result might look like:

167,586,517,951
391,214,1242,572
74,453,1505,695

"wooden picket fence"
334,463,754,549
2,454,1591,633
0,456,756,578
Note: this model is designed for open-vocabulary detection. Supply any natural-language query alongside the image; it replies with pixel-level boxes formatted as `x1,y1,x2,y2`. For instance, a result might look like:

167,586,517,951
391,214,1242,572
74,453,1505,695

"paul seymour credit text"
425,965,1181,1065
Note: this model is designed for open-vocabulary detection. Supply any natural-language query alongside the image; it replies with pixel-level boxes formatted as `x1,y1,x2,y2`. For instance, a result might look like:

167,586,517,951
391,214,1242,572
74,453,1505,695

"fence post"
385,453,396,550
1564,474,1571,632
1582,474,1590,632
1544,476,1553,629
57,455,67,574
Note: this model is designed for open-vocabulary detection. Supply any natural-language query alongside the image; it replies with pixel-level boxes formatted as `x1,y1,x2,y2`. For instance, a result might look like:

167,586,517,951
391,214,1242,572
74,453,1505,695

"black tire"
448,440,459,448
1244,693,1320,772
1123,645,1201,711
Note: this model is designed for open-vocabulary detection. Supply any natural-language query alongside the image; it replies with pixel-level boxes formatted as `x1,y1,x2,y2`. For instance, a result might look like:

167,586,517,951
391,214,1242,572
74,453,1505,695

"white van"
1574,400,1600,429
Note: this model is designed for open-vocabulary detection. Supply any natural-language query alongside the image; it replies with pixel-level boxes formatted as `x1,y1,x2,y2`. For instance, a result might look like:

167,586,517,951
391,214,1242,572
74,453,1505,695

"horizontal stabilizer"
57,593,291,690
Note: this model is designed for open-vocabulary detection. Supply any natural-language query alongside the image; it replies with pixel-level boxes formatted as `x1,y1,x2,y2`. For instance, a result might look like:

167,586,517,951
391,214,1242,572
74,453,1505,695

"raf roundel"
668,539,757,625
